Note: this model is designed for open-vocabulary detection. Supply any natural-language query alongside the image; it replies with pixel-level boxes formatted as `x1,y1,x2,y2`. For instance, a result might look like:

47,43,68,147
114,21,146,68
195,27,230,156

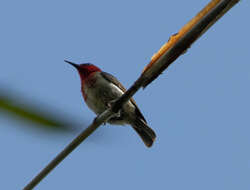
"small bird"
66,60,156,147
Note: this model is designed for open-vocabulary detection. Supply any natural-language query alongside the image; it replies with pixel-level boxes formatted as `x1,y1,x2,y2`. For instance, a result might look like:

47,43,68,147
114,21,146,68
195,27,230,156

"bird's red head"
65,60,101,80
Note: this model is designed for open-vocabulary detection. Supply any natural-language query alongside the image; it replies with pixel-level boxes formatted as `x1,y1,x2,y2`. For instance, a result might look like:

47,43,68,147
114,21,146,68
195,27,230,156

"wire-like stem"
23,0,240,189
23,108,115,190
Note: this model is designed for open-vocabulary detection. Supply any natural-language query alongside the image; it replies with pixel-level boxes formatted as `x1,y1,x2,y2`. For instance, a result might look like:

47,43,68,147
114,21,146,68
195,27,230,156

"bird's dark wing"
100,72,147,123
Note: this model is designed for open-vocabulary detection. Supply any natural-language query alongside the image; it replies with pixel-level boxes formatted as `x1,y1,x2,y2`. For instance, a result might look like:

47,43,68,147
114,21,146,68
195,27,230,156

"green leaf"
0,88,82,132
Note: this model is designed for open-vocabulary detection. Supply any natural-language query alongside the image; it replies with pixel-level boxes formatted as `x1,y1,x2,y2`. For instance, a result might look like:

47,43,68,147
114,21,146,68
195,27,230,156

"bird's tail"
131,118,156,148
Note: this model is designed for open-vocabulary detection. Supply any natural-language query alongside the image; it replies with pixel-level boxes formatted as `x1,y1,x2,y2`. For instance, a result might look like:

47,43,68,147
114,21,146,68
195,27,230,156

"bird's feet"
106,100,121,118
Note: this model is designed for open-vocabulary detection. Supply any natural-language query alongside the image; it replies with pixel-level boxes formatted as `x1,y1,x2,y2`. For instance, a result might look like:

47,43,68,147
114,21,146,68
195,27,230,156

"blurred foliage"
0,87,82,132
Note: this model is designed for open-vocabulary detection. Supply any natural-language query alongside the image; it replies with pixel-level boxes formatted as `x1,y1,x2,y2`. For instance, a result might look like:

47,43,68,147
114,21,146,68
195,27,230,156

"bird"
66,60,156,147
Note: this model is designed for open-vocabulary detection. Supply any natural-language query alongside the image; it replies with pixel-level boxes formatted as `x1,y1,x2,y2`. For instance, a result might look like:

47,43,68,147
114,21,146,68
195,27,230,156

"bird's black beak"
65,60,80,69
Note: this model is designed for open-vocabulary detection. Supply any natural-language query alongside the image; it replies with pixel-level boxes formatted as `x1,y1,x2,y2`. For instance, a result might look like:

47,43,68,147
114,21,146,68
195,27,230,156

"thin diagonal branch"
23,0,240,189
23,108,114,190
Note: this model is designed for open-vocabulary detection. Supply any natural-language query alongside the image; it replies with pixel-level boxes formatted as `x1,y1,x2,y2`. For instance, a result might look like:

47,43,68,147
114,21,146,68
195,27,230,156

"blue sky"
0,0,249,189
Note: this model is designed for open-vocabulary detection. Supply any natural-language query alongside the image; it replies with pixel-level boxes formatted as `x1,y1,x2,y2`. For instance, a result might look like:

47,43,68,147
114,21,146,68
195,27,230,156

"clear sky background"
0,1,249,190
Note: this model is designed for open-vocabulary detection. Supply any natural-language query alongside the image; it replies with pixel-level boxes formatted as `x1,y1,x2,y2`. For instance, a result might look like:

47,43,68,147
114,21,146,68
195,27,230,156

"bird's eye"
80,63,92,67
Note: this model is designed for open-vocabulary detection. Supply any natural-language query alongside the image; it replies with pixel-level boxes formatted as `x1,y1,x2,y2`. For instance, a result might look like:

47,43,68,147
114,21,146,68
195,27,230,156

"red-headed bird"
66,60,156,147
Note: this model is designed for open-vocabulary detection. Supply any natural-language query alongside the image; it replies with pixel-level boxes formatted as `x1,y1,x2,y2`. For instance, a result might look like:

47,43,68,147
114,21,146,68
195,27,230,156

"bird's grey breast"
84,72,124,114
